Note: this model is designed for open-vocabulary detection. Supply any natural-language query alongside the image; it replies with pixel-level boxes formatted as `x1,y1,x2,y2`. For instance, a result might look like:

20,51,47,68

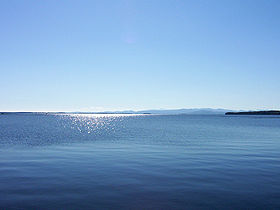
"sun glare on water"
54,113,147,135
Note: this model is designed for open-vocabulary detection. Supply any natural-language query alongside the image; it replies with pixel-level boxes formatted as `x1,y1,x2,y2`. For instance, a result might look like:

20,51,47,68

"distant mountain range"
2,109,280,115
71,108,233,115
131,108,232,115
1,108,233,115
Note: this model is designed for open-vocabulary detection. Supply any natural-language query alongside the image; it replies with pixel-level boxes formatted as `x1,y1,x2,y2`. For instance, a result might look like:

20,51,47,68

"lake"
0,114,280,209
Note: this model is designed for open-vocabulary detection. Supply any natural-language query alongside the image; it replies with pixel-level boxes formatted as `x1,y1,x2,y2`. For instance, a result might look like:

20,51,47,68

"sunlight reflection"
56,114,146,135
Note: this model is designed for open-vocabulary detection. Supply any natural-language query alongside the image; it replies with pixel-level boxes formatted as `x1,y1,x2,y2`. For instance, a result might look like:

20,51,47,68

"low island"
225,110,280,115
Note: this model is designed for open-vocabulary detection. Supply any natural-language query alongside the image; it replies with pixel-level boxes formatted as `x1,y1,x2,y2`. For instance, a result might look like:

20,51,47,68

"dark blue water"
1,114,280,209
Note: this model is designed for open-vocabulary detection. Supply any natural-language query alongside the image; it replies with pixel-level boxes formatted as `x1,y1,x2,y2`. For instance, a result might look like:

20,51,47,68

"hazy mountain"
134,108,232,115
93,108,233,115
1,108,233,115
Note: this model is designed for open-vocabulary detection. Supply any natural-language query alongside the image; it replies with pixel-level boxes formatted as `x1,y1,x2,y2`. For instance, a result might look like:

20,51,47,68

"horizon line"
1,108,280,113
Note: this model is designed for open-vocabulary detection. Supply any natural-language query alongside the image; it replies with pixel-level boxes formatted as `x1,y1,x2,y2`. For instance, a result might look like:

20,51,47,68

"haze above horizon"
1,0,280,112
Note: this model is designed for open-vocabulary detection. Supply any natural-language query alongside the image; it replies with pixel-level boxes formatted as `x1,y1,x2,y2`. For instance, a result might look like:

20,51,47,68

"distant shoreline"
1,109,280,116
225,111,280,115
0,112,152,115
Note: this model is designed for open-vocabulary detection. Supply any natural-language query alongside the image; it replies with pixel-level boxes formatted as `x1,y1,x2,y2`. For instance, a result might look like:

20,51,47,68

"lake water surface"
0,114,280,209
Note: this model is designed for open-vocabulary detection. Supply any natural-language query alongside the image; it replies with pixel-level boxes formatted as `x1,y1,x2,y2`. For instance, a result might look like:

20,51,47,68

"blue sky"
1,0,280,111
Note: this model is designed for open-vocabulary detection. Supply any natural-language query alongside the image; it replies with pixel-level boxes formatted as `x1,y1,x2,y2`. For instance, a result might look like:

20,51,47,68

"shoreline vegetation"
225,111,280,115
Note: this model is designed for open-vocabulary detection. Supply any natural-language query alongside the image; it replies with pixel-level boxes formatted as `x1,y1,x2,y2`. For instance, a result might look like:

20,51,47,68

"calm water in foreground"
0,114,280,209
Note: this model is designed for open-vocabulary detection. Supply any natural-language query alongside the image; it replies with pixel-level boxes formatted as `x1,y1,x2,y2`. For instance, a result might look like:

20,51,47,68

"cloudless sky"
1,0,280,111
